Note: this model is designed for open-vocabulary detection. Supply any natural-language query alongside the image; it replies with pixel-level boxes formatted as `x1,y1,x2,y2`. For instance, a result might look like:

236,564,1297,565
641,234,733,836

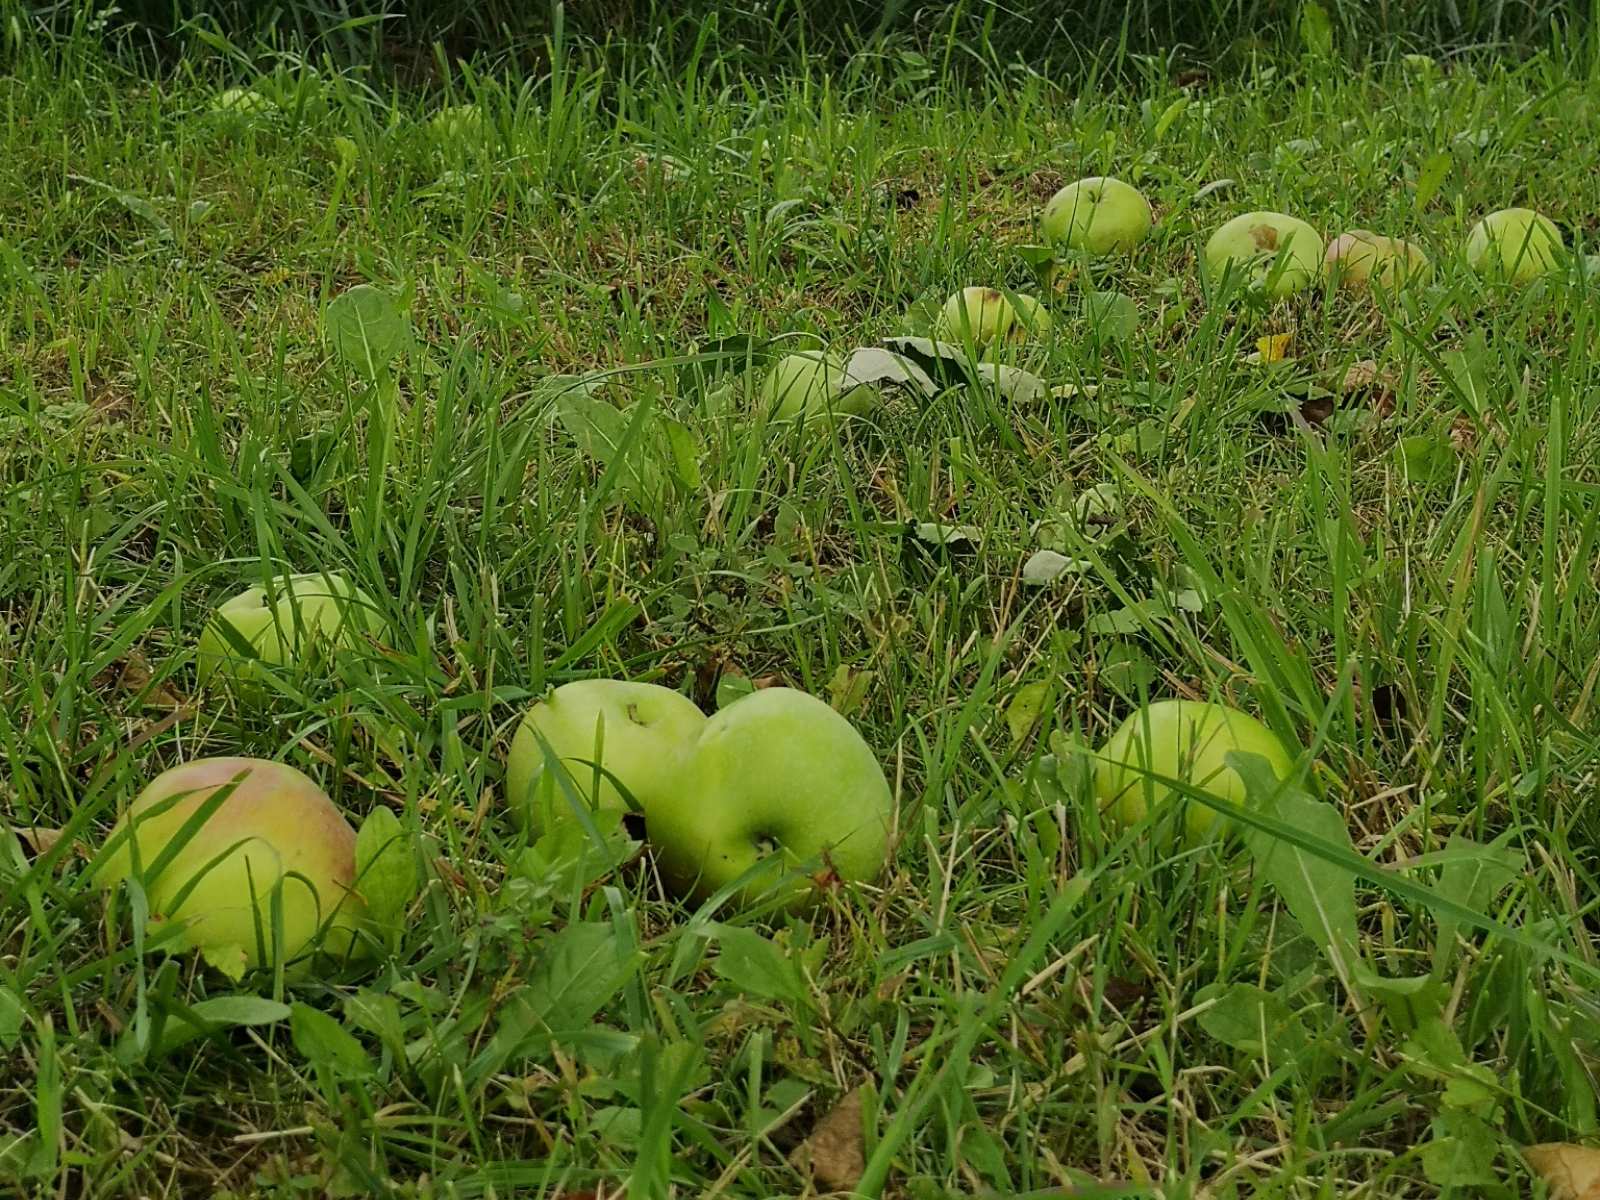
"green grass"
3,19,1600,1199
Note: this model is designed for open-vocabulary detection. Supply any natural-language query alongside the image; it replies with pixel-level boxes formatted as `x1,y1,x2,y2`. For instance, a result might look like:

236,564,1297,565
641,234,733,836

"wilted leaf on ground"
1022,549,1090,586
842,347,938,398
1526,1143,1600,1199
790,1087,866,1193
970,362,1049,403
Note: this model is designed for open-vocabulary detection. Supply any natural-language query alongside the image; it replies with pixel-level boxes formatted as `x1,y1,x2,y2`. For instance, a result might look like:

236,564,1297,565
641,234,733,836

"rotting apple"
1465,208,1564,284
758,351,873,421
1094,699,1297,841
934,287,1016,347
93,757,363,975
506,680,708,832
647,687,893,908
1323,230,1432,291
1040,176,1153,255
196,572,385,690
1203,212,1324,298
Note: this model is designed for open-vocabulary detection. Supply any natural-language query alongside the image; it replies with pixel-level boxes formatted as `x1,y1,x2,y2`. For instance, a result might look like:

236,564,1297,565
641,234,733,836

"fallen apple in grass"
213,87,273,117
1323,230,1432,291
1040,176,1153,255
759,351,873,421
506,680,708,832
1006,294,1054,343
430,103,486,142
647,687,893,908
1204,211,1324,298
934,287,1015,347
1094,700,1297,841
93,757,363,976
196,572,385,690
1465,207,1564,284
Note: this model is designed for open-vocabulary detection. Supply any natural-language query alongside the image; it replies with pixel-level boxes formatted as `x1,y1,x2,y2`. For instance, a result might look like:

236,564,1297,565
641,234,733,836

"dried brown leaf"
791,1087,866,1194
1526,1144,1600,1199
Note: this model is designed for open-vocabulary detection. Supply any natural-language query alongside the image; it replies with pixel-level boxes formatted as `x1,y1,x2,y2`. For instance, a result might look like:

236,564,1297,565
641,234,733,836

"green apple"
647,687,893,908
196,572,385,689
1094,700,1297,841
1040,176,1152,255
1465,208,1564,284
759,351,873,421
1006,294,1054,343
213,87,273,117
1203,211,1324,298
94,757,363,975
934,287,1015,347
506,680,708,831
430,103,486,142
1323,230,1432,291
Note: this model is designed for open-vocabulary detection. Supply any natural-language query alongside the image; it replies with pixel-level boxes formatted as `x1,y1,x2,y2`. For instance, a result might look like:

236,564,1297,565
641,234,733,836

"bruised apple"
1204,212,1324,298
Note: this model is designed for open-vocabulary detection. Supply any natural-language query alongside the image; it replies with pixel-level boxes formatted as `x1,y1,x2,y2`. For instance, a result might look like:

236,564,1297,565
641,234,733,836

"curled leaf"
1526,1144,1600,1200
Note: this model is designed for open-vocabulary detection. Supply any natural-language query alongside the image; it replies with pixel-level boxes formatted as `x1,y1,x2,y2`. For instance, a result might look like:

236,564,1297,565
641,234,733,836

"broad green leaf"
522,921,641,1032
343,989,407,1061
354,807,418,928
713,928,806,1011
553,390,663,501
324,284,410,377
663,417,703,490
711,925,807,1005
150,995,291,1057
1234,756,1361,988
1195,982,1306,1058
464,921,641,1085
290,1002,375,1077
1432,831,1523,975
1420,1108,1500,1187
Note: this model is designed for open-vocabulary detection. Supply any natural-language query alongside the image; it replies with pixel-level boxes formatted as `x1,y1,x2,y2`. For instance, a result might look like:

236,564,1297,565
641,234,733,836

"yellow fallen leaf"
1254,333,1293,363
1526,1143,1600,1199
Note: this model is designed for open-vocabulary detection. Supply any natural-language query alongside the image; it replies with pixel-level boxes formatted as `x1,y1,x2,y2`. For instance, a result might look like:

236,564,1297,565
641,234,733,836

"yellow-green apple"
196,572,384,689
759,352,872,421
430,103,485,142
213,88,274,117
506,680,708,831
647,687,893,908
93,757,363,975
1094,700,1297,841
934,287,1015,346
1323,230,1432,291
1204,212,1324,298
1040,176,1152,255
1006,294,1054,343
1465,208,1564,284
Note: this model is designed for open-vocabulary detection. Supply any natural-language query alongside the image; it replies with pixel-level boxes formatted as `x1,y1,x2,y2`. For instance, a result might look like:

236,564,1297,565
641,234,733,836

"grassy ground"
2,23,1600,1200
